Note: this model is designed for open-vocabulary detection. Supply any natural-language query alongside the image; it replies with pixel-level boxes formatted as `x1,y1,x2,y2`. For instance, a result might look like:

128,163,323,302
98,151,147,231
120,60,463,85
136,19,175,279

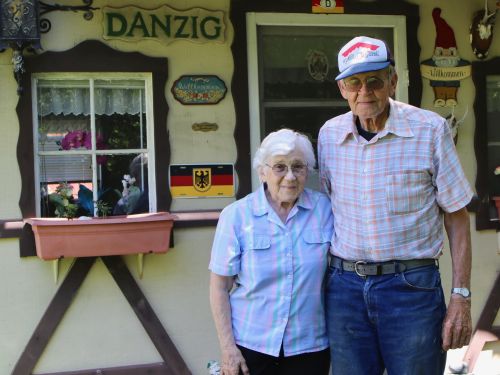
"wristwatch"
451,287,471,298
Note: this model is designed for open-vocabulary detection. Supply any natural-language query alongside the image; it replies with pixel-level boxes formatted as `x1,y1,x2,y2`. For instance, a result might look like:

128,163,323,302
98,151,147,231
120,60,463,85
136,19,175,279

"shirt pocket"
241,234,271,251
386,172,431,214
303,230,331,247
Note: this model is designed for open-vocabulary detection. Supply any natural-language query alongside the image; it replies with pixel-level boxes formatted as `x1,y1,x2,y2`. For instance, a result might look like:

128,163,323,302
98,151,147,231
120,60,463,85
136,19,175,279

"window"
33,74,155,217
472,56,500,230
486,76,500,195
246,13,408,190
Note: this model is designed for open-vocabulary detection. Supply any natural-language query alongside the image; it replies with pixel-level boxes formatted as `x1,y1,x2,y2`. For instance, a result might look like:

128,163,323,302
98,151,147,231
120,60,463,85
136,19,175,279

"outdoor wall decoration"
169,164,234,198
311,0,344,14
192,122,219,132
307,50,329,81
420,8,471,108
171,75,227,105
469,0,499,59
102,5,225,45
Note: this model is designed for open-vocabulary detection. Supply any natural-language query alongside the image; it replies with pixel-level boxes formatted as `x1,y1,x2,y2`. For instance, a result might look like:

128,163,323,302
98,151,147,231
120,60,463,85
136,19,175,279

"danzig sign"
103,6,225,44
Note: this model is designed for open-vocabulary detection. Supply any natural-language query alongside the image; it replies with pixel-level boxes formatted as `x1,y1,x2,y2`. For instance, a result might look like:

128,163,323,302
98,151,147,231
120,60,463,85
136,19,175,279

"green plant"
49,182,78,219
95,200,112,218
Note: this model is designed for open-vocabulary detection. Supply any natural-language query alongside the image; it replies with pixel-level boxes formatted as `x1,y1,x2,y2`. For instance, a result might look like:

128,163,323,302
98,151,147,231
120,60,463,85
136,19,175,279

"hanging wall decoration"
311,0,344,14
171,75,227,105
445,106,468,145
469,0,499,59
169,164,234,198
307,50,329,82
420,8,471,108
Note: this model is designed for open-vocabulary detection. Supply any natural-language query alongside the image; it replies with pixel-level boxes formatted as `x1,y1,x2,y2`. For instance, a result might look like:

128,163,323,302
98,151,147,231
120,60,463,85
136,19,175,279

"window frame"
17,40,169,256
32,73,157,217
472,57,500,230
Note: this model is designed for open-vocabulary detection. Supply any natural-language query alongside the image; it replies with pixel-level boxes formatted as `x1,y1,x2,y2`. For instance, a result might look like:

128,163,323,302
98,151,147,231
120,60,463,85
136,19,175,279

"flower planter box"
27,212,176,260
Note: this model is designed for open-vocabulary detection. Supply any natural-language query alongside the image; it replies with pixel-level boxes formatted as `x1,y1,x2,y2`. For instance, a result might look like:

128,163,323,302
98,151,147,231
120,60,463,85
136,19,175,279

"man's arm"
442,206,472,351
209,272,249,375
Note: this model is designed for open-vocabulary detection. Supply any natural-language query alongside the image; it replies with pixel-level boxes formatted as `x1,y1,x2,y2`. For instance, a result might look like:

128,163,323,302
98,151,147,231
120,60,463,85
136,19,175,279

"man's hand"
221,345,249,375
442,294,472,351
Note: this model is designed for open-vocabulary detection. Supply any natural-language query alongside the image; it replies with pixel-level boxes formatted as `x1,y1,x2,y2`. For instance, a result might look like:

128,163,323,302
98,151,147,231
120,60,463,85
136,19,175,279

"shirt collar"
251,184,313,216
334,98,414,144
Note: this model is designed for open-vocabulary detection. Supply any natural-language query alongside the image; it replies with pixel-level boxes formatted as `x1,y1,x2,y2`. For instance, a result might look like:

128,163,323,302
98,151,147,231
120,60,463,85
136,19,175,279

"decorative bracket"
39,0,99,33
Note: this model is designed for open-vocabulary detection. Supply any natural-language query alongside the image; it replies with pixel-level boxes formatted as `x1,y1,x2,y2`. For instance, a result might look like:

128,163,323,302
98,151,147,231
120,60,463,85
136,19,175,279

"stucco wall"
0,0,498,374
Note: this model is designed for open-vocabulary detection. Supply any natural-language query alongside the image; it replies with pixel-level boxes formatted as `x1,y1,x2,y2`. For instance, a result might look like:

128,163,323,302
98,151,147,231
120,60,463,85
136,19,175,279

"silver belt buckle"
354,261,368,277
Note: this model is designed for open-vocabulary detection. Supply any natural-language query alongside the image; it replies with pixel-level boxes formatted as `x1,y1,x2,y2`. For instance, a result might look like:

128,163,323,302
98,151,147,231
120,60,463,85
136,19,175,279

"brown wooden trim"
12,257,96,375
13,256,191,374
0,219,24,238
101,256,191,375
17,41,170,256
462,273,500,371
38,362,169,375
231,0,422,199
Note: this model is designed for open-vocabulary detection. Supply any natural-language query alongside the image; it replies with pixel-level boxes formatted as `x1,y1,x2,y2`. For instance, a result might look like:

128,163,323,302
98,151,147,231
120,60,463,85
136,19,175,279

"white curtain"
37,86,145,116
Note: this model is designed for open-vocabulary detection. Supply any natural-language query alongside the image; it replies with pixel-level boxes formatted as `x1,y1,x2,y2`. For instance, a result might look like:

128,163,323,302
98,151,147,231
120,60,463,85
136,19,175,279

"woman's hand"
209,273,249,374
221,345,249,375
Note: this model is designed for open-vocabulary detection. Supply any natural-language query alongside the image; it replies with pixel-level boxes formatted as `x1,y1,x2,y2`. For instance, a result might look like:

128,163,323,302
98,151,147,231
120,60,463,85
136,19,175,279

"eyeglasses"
343,76,387,92
265,162,308,177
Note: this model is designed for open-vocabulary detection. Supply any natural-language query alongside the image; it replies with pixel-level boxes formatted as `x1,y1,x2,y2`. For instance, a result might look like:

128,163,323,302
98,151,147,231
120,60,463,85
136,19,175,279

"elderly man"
318,36,473,375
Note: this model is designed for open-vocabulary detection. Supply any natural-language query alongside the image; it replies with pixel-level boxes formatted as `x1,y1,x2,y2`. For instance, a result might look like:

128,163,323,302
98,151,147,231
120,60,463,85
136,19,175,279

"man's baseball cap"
336,36,394,81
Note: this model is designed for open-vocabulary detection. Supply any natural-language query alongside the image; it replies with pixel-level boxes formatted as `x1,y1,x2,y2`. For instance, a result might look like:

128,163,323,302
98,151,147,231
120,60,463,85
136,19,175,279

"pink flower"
60,130,107,165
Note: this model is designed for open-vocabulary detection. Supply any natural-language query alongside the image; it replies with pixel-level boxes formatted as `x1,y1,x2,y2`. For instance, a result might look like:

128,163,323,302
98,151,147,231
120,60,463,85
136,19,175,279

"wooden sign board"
171,75,227,105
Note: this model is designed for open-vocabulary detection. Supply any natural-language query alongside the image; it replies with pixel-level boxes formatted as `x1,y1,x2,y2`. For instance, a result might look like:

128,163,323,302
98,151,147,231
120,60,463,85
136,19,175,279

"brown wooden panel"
37,362,169,375
0,219,24,238
101,256,191,375
12,257,96,375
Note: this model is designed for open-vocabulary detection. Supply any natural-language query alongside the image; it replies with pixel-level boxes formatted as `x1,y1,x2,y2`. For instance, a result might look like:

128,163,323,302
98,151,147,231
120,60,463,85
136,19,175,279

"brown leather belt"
329,254,437,277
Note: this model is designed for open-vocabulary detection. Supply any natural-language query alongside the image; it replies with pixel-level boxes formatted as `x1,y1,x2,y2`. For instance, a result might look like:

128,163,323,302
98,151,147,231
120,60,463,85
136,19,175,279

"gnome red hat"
432,8,457,49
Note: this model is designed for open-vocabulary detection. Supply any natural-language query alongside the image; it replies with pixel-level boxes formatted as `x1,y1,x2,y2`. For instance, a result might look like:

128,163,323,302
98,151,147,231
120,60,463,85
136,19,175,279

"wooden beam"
37,362,169,374
102,256,191,375
11,257,96,375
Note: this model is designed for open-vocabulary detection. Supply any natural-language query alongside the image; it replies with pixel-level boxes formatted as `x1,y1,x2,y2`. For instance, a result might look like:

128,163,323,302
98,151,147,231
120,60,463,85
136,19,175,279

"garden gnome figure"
420,8,471,108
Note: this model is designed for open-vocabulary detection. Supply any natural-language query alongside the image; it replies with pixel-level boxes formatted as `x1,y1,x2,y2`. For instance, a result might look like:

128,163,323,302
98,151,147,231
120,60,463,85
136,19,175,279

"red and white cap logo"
336,36,392,80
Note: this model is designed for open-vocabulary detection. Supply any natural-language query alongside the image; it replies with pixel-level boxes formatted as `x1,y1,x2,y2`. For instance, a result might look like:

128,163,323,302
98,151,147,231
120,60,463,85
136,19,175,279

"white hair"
252,129,316,173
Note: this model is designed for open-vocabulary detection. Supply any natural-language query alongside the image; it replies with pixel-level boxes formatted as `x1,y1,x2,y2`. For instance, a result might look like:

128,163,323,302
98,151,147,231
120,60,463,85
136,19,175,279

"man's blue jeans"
325,263,447,375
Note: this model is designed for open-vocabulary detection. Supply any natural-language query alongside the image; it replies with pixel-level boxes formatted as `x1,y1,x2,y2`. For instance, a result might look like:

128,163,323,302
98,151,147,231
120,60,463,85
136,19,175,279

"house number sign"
171,75,227,105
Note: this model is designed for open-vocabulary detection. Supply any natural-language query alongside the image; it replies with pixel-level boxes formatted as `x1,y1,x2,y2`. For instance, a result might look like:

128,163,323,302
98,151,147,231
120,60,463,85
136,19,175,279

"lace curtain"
37,86,145,116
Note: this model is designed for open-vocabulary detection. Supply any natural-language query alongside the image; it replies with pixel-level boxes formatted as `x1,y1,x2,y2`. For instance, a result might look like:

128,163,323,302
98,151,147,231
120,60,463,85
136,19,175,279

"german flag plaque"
169,164,234,198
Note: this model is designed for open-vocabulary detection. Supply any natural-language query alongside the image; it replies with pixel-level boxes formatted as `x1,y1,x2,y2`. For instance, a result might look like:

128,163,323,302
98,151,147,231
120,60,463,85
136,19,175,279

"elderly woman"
209,129,333,375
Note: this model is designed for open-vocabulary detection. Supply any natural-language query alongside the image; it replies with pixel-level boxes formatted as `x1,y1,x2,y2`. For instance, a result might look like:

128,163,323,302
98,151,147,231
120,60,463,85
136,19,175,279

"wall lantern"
0,0,41,95
0,0,98,95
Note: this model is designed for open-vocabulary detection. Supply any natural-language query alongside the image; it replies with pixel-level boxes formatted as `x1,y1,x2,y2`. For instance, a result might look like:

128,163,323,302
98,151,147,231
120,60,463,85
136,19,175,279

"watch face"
452,288,470,297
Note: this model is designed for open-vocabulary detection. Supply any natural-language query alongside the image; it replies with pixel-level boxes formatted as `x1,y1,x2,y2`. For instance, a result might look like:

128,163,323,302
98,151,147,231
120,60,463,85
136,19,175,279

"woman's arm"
209,272,249,375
